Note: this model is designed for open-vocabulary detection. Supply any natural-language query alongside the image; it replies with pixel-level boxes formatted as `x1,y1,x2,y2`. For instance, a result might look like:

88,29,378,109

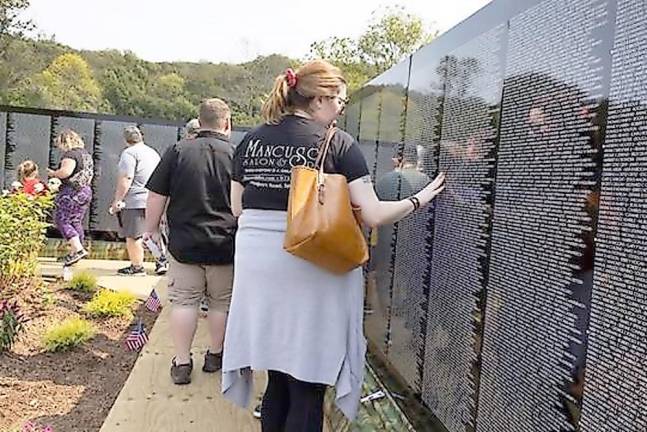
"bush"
42,317,95,352
83,289,137,318
41,286,57,307
0,300,26,352
0,192,53,288
68,271,98,293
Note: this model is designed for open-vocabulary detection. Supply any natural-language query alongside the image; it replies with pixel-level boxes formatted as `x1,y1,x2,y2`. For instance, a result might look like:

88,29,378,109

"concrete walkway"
40,258,266,432
39,258,163,299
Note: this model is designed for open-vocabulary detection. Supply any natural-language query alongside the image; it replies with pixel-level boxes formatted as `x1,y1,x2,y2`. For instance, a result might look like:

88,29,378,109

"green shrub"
83,289,137,318
41,286,57,307
0,192,53,284
42,317,95,352
68,271,98,293
0,300,26,352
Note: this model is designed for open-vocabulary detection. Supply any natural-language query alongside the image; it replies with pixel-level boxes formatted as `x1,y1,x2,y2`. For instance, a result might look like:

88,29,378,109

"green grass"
42,317,95,352
83,289,137,318
40,285,57,307
67,271,98,293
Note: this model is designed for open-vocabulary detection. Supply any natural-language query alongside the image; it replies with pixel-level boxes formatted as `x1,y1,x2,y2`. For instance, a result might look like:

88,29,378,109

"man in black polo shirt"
144,98,236,385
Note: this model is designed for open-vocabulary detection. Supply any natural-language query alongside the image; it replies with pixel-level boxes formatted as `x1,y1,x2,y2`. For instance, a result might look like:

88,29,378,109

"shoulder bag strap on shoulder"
314,126,337,174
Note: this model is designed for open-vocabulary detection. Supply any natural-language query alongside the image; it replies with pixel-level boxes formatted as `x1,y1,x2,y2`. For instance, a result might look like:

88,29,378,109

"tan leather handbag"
284,126,369,274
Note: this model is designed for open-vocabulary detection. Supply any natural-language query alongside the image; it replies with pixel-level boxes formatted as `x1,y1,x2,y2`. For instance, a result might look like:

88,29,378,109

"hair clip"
285,68,298,88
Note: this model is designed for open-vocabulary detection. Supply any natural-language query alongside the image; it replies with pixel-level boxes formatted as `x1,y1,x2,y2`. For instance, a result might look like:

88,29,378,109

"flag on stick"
145,289,162,313
125,319,148,351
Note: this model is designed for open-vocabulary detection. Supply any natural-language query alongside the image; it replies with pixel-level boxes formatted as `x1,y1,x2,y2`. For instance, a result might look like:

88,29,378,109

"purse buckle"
317,183,325,205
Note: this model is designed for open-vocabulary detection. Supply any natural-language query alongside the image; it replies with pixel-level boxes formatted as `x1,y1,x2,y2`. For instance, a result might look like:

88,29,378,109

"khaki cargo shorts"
167,254,233,313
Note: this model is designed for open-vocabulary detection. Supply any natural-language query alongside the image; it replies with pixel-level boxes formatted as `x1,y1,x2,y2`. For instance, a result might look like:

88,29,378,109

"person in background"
15,160,48,196
367,143,431,329
184,118,201,139
111,125,167,276
144,98,236,385
48,130,94,266
184,117,207,312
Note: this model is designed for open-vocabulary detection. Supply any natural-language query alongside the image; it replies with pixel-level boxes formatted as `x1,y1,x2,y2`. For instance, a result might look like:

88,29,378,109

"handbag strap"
314,126,337,186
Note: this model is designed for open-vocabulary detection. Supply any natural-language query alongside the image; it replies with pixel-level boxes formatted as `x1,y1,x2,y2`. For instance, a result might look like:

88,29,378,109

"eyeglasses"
327,95,349,106
328,95,349,115
337,96,350,106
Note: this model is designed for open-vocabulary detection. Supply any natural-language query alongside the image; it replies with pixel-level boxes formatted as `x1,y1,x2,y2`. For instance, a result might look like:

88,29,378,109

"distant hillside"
0,36,296,126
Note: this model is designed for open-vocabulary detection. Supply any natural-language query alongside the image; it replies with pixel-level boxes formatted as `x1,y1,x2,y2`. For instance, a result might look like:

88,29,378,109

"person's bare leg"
206,310,227,354
68,235,83,253
171,306,199,364
126,237,144,267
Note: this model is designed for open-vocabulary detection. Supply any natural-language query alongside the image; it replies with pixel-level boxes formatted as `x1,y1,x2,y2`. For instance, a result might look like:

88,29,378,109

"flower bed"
0,192,159,431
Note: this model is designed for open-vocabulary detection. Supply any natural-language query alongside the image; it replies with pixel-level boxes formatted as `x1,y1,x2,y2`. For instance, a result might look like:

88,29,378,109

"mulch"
0,280,158,432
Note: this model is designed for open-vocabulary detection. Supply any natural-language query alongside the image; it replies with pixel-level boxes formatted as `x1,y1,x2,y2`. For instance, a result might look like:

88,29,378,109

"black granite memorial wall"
1,105,248,235
579,1,647,430
352,0,646,430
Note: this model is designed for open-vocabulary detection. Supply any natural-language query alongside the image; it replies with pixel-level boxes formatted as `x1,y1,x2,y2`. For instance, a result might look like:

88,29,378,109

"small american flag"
145,289,161,312
125,320,148,351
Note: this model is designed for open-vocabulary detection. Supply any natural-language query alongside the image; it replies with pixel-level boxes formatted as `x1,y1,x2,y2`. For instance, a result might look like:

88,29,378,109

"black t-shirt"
60,148,93,186
232,115,370,211
146,130,236,265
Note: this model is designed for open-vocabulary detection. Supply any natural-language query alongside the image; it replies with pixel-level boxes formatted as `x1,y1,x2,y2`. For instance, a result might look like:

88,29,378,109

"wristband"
408,196,420,211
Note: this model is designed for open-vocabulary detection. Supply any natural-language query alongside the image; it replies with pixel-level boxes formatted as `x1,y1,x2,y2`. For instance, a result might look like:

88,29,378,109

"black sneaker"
57,253,71,262
64,249,88,266
253,403,262,419
117,265,146,276
202,351,222,373
155,259,168,275
171,357,193,385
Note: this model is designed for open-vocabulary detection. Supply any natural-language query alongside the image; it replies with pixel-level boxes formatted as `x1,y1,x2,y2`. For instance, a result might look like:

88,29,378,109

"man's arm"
231,181,244,218
113,151,136,211
112,173,133,207
144,191,168,236
142,144,175,240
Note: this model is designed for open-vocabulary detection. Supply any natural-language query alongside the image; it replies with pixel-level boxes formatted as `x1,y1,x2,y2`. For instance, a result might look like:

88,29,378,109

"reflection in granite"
351,0,647,431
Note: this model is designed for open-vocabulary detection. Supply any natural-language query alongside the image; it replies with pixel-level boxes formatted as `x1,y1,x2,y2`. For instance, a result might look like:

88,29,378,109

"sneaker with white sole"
63,249,88,266
155,259,168,275
170,357,193,385
117,265,146,276
253,403,262,419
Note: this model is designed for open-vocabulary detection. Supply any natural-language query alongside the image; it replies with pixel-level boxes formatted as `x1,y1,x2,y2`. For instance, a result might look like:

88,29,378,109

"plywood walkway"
40,259,266,432
100,304,266,431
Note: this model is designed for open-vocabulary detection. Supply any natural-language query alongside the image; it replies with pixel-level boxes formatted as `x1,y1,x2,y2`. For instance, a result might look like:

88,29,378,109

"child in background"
16,160,48,196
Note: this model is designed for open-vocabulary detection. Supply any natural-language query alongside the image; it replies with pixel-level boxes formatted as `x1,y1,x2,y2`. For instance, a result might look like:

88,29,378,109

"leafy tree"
234,54,296,125
99,51,152,116
31,53,102,111
310,36,357,65
152,73,185,99
0,0,35,103
96,53,292,124
142,72,195,120
358,6,434,73
0,0,33,56
101,61,195,120
310,37,376,92
309,6,435,92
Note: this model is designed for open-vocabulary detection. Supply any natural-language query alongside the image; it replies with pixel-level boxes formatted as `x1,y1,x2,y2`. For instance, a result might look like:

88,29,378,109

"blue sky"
23,0,491,64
